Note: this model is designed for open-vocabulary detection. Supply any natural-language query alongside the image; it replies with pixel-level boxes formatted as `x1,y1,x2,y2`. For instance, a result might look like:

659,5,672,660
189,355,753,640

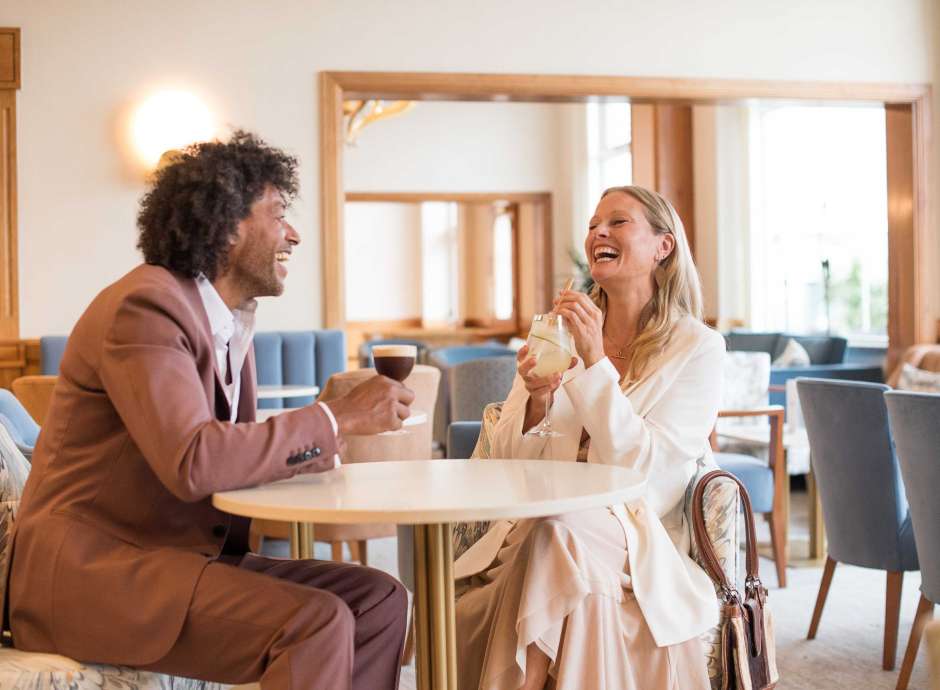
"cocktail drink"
524,313,573,438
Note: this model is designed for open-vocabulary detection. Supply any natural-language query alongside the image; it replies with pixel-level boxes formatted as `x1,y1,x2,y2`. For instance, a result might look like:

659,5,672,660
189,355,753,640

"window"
586,102,632,210
492,207,514,322
748,105,888,343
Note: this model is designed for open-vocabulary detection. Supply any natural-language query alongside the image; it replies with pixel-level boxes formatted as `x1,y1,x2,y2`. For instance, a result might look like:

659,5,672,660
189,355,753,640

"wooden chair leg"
884,571,903,670
331,541,344,561
896,594,935,690
807,556,837,639
357,539,368,566
249,531,262,554
401,600,416,667
767,511,787,588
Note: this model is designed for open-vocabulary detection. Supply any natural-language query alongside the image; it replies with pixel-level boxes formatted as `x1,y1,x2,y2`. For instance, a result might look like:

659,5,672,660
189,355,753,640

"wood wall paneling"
0,29,20,90
885,105,920,371
320,73,345,328
630,103,695,255
0,89,17,339
0,339,40,390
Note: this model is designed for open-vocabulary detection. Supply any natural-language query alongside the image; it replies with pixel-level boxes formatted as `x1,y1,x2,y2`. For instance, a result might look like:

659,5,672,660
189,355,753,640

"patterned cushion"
0,425,234,690
896,362,940,393
451,403,502,559
685,466,741,690
772,337,811,368
717,352,770,432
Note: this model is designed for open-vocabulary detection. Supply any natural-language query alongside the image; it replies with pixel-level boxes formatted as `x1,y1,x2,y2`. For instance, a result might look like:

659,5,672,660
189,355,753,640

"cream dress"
454,316,723,690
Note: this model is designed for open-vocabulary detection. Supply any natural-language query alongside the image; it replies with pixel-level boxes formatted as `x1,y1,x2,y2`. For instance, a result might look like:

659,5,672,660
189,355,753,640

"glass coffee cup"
372,344,417,382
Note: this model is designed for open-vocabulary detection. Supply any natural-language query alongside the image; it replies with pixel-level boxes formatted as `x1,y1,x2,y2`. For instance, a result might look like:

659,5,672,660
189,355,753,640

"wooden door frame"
320,71,931,359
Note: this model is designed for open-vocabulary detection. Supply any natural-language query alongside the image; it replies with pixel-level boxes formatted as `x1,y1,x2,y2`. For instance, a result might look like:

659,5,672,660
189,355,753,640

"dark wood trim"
0,28,20,90
321,71,932,351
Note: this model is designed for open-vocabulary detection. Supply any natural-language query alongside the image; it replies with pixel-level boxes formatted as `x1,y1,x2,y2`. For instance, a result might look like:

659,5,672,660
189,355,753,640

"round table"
256,384,320,400
213,459,645,690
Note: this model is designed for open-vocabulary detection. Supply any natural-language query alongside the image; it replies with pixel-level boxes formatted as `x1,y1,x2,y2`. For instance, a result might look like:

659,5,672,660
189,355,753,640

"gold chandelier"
343,99,416,145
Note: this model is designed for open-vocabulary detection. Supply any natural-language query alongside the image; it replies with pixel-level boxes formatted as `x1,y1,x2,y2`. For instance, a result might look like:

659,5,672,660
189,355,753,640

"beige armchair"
249,365,440,563
11,375,57,426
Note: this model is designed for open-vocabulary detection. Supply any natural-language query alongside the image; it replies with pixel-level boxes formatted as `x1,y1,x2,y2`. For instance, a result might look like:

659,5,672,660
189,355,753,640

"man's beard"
234,257,283,299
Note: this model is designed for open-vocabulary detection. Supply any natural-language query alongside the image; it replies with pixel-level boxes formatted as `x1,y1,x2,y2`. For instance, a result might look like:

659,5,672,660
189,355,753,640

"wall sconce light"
130,90,215,169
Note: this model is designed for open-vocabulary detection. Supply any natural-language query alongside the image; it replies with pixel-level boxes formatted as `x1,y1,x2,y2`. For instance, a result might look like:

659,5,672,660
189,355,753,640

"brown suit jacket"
9,264,339,665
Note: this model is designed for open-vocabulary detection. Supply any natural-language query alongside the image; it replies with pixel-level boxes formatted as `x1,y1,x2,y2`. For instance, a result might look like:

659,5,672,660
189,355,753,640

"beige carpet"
290,488,931,690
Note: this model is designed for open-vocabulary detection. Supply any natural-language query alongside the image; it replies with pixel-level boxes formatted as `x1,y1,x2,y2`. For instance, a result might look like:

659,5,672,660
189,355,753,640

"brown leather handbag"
692,469,779,690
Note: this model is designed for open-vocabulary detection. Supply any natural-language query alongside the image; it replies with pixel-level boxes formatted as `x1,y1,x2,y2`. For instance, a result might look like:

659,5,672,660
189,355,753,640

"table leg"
289,522,315,559
413,523,457,690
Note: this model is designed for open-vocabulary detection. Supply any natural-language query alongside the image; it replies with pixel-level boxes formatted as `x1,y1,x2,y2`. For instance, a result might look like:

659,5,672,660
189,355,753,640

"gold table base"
289,521,315,559
413,523,457,690
288,521,457,689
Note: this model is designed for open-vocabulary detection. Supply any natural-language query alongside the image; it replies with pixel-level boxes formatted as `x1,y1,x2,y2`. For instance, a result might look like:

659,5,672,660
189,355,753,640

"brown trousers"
141,554,407,690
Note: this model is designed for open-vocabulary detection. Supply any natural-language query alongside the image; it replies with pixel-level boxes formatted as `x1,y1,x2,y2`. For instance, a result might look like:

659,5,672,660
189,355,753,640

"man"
8,131,413,690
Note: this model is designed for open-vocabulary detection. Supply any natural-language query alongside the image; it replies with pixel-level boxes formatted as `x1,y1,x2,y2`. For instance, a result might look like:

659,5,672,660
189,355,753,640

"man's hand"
327,375,415,435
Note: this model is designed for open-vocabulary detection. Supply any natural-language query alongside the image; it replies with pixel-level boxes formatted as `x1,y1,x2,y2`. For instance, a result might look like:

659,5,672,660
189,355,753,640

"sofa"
724,331,884,407
39,331,346,410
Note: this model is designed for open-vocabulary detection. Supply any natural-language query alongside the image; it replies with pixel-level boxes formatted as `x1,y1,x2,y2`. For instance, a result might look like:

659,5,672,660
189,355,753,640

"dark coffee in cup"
372,345,417,382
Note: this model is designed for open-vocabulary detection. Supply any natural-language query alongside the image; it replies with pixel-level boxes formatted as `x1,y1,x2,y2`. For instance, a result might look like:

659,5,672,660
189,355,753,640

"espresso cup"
372,344,417,382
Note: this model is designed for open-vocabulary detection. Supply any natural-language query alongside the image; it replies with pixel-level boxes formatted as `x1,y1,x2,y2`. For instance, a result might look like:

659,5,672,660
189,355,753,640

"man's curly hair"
137,130,299,280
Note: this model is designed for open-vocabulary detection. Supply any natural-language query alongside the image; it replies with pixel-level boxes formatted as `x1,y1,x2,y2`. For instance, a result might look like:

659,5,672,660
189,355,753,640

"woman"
454,186,724,690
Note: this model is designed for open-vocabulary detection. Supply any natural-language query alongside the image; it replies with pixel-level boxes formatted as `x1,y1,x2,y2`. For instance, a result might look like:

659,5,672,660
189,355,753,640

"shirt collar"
195,274,236,343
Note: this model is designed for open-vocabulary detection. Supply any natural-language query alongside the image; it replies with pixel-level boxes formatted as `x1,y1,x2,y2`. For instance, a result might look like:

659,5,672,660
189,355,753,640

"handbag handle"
691,469,763,599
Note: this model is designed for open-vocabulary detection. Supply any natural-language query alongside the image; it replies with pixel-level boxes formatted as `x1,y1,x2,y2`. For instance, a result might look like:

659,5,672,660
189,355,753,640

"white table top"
213,459,646,525
257,384,320,399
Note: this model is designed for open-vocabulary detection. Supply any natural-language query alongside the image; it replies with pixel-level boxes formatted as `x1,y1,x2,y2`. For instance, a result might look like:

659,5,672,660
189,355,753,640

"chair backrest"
428,346,515,450
358,338,429,369
39,335,69,375
11,375,58,427
797,378,917,572
724,331,846,365
0,389,40,455
253,330,346,409
449,356,517,422
319,365,440,460
885,390,940,604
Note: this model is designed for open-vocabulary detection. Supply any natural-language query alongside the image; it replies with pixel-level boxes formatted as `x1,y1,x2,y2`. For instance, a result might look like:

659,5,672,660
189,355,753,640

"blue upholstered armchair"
884,390,940,690
427,345,515,451
798,379,918,672
39,331,346,411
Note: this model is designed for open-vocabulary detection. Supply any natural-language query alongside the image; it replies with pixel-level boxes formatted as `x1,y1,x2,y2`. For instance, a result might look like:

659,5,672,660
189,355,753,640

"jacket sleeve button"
312,447,321,457
303,450,314,461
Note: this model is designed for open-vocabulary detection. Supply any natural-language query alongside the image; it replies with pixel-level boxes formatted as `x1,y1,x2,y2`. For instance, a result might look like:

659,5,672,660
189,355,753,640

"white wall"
344,202,422,321
346,100,578,292
3,0,935,336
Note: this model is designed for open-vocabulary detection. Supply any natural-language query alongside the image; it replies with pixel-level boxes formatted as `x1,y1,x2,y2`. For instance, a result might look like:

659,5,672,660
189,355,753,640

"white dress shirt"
195,275,256,422
194,275,340,465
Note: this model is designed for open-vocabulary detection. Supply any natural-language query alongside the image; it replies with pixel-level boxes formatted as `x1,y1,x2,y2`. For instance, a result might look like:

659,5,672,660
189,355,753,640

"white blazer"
454,314,725,647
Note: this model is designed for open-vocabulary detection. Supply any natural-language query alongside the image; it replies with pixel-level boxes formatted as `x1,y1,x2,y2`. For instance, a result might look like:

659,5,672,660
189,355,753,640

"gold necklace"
603,329,632,360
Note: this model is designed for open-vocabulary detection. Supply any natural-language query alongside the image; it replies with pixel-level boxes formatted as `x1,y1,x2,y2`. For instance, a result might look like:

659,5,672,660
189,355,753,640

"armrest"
710,405,787,517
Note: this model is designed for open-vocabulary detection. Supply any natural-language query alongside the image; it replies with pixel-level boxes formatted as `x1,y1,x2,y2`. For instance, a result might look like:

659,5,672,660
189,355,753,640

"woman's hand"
554,290,605,368
517,344,576,433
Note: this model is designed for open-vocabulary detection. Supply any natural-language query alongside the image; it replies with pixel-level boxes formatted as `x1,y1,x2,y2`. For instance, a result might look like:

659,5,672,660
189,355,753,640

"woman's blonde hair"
590,185,703,385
